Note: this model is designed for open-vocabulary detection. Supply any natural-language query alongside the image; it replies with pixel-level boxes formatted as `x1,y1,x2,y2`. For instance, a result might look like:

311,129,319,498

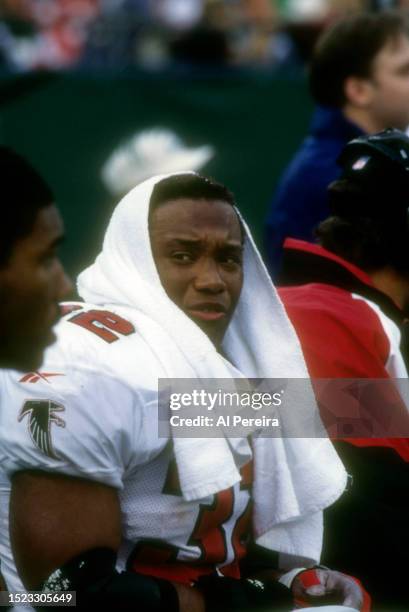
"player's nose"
194,258,226,293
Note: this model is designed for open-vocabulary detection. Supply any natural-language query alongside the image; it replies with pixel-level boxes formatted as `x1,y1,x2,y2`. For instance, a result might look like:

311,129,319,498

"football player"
0,147,72,371
0,147,71,605
0,173,364,610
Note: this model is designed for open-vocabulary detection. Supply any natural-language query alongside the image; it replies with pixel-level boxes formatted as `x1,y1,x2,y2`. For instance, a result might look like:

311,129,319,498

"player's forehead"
149,198,242,243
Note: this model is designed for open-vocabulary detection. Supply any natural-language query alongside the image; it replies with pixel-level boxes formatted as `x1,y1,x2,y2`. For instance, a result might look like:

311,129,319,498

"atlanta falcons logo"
18,399,66,460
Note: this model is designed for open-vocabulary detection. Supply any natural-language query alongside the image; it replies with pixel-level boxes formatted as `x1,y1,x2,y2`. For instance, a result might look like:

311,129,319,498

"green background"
0,72,312,277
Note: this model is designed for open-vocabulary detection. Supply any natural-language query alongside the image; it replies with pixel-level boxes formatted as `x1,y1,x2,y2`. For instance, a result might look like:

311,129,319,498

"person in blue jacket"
265,10,409,275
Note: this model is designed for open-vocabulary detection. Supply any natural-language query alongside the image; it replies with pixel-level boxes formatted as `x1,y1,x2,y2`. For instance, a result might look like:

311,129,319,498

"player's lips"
43,307,62,346
186,302,227,321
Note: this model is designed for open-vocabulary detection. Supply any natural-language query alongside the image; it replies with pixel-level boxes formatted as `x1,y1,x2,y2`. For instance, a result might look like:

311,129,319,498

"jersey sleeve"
0,366,156,489
280,289,390,378
279,287,409,452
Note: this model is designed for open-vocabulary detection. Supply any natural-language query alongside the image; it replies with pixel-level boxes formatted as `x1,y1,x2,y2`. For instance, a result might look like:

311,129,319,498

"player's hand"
292,568,364,610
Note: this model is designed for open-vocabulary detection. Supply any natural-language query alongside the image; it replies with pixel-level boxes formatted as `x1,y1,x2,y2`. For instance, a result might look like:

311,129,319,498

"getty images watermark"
169,387,282,427
158,378,409,438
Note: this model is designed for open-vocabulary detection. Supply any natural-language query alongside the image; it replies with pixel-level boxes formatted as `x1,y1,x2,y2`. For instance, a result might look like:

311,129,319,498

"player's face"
150,198,243,348
0,205,72,371
368,34,409,130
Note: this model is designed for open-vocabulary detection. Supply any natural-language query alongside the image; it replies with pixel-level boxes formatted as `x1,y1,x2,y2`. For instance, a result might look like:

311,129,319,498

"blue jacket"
265,107,363,276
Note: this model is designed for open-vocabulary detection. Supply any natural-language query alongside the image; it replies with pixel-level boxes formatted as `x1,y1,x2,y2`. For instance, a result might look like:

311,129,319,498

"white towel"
77,172,347,564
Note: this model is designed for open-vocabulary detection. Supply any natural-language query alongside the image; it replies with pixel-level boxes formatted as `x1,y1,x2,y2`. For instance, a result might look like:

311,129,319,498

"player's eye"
219,252,243,268
226,255,242,264
171,251,195,263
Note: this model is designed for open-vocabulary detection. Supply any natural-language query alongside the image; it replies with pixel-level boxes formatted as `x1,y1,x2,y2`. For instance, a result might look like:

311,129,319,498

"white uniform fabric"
0,172,347,596
352,294,409,378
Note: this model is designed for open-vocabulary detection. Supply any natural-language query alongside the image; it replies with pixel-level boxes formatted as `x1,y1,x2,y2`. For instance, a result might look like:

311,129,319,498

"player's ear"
344,75,374,109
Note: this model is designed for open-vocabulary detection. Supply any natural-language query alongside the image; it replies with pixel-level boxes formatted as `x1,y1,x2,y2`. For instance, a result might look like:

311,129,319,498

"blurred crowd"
0,0,391,73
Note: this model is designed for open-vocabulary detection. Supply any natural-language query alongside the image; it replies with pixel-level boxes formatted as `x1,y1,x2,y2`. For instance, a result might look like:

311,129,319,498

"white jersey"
0,303,252,590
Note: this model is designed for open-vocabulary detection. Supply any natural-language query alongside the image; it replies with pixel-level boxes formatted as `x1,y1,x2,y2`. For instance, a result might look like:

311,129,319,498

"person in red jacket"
278,128,409,611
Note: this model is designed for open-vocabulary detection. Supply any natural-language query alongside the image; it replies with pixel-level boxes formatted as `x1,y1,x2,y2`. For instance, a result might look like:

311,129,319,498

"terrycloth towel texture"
77,173,347,563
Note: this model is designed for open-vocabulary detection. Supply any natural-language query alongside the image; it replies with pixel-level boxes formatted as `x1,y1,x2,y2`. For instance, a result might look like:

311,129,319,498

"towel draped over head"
78,172,347,565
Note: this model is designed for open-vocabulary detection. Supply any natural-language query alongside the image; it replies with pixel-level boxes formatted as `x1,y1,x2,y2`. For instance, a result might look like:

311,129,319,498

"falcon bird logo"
18,400,66,460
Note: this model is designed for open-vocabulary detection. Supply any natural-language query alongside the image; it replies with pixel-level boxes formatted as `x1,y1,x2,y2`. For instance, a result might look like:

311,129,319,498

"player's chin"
39,327,58,357
11,348,44,373
193,317,230,346
19,332,56,372
45,326,58,346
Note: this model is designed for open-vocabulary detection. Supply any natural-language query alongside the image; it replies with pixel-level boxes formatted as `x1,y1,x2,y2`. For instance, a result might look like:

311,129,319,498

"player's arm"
10,472,291,612
10,470,121,590
10,470,205,611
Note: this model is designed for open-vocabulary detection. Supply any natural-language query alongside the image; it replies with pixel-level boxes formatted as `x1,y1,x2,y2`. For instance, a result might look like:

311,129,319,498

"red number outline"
67,309,135,343
188,489,234,565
